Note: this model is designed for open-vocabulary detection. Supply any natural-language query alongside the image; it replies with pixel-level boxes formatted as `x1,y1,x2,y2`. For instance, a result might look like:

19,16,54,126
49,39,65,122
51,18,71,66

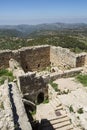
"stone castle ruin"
0,45,87,130
0,45,87,103
0,45,87,71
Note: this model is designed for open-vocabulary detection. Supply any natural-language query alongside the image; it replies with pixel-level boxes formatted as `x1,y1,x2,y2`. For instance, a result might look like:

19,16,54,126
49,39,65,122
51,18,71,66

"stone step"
55,98,61,105
54,98,62,106
41,117,69,127
41,125,73,130
50,100,58,106
41,117,73,130
55,105,63,111
53,120,71,129
50,101,56,109
55,124,73,130
50,116,69,125
50,101,62,110
49,115,67,121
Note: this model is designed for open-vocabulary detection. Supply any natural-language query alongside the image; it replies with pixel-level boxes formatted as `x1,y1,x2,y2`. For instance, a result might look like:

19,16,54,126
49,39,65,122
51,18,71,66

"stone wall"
0,45,50,71
50,46,77,68
50,67,83,81
19,45,50,72
76,53,87,67
85,55,87,66
0,50,13,69
9,58,25,77
18,72,48,103
0,80,32,130
0,45,87,71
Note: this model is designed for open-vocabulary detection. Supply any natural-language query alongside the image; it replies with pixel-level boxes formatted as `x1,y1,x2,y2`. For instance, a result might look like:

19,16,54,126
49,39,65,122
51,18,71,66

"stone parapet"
50,67,83,81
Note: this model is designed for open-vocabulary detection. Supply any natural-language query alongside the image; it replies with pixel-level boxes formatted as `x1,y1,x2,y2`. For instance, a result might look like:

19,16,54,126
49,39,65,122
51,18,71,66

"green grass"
30,110,36,115
0,76,6,85
76,74,87,86
43,98,49,104
50,81,58,92
0,69,13,77
0,69,14,85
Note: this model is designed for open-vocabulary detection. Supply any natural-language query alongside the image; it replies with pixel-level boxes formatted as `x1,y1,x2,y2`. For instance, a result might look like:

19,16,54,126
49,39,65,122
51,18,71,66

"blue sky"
0,0,87,25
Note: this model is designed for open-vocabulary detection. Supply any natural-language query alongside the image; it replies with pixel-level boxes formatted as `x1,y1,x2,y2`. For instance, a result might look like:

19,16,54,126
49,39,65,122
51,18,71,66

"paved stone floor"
36,98,74,130
35,77,87,130
54,78,87,130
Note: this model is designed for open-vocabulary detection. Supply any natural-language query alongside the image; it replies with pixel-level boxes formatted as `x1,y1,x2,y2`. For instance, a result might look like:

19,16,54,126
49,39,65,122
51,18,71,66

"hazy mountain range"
0,23,87,37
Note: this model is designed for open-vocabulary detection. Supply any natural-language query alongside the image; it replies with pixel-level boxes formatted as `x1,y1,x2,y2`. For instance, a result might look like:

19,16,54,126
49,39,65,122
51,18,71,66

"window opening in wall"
26,65,28,70
38,64,40,68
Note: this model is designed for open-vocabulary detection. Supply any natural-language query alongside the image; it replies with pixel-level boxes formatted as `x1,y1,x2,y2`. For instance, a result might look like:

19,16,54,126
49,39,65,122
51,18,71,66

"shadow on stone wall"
8,84,21,130
38,119,55,130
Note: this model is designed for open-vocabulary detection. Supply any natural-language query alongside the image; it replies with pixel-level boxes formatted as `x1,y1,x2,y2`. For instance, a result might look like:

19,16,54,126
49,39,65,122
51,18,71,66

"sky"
0,0,87,25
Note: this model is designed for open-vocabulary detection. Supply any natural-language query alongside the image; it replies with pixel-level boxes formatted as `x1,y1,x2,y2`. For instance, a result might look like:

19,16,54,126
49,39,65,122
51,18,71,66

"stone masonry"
9,59,48,103
50,46,77,68
0,45,87,72
0,45,50,72
18,72,48,103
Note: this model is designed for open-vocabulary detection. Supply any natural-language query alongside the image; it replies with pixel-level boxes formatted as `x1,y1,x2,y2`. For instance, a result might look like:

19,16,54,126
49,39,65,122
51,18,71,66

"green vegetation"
77,116,80,120
0,27,87,53
77,108,83,114
30,110,36,115
0,69,13,77
50,81,59,92
50,81,69,94
43,98,49,104
62,89,70,94
0,76,6,85
69,105,74,113
0,69,14,85
76,74,87,86
0,102,4,109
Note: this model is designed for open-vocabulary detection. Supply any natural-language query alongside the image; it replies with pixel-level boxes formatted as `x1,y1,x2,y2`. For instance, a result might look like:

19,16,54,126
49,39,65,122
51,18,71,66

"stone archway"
37,92,44,104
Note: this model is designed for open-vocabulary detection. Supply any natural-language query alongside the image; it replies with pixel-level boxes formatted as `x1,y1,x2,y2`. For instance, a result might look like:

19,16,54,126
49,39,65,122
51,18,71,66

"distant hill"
0,29,23,37
0,23,87,52
0,23,87,37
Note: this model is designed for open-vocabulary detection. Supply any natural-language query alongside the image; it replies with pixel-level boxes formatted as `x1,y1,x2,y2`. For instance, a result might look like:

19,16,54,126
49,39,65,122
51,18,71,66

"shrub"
69,105,74,113
77,108,83,114
62,89,69,94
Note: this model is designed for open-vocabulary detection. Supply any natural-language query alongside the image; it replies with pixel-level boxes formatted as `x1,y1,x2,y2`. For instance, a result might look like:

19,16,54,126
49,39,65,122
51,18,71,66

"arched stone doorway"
37,92,44,104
